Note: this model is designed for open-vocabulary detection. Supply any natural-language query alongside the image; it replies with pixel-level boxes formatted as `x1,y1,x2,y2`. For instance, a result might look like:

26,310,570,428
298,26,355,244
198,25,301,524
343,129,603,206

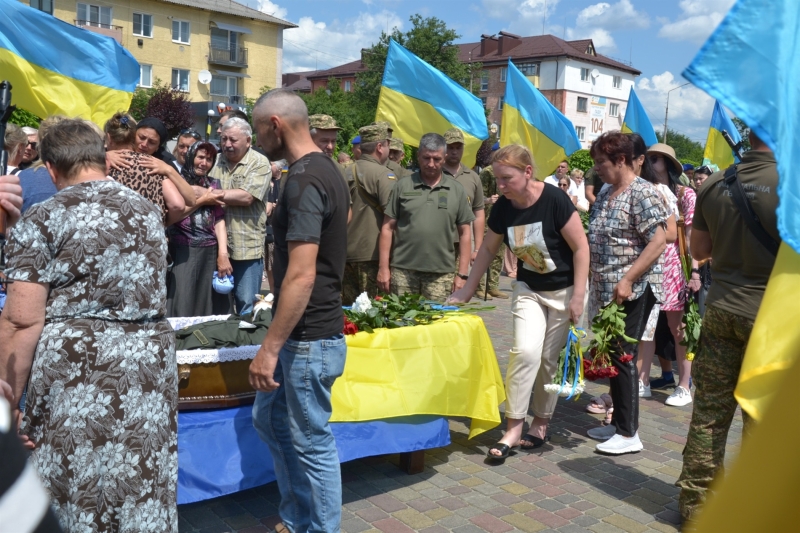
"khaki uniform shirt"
480,166,497,218
444,164,484,244
693,150,780,320
386,159,410,180
345,154,397,262
210,148,272,261
385,172,475,274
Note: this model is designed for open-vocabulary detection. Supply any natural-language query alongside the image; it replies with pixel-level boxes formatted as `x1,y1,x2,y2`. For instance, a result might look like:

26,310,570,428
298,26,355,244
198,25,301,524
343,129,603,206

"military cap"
443,127,465,144
370,121,394,135
308,114,341,130
358,123,392,143
389,137,404,151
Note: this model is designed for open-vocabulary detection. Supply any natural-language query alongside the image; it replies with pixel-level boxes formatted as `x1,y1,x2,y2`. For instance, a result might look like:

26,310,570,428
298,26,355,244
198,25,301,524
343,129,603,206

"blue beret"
352,136,361,144
683,163,694,171
491,142,500,151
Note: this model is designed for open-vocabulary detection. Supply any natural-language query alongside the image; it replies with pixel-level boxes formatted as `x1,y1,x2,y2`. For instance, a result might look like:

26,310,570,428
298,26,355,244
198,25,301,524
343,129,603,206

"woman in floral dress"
0,120,177,532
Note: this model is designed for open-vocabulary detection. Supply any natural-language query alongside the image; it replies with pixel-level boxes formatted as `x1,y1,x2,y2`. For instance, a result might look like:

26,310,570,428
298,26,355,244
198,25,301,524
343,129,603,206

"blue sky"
245,0,737,142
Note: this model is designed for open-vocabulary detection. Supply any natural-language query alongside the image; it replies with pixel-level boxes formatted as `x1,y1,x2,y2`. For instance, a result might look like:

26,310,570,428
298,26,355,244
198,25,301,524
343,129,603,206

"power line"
283,38,355,62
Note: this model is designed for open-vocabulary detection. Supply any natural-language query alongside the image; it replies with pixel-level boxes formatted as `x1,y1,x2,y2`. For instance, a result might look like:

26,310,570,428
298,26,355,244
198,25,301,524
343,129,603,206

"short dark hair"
590,132,634,168
360,140,385,155
40,119,107,181
220,109,249,123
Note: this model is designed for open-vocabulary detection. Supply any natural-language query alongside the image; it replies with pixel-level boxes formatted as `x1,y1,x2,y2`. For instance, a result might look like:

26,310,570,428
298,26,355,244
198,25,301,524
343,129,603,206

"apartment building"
25,0,295,132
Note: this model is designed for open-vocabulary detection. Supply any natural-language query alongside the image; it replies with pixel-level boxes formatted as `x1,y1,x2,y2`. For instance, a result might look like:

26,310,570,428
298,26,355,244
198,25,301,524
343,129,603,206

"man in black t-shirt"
250,90,350,533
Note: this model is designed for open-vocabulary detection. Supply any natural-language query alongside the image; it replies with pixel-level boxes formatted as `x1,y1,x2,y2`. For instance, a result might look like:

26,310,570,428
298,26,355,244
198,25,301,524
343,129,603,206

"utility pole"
663,82,690,144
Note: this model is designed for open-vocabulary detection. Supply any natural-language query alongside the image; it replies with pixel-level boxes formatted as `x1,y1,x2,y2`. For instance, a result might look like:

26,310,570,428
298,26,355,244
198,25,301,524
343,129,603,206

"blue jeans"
252,334,347,533
231,258,263,315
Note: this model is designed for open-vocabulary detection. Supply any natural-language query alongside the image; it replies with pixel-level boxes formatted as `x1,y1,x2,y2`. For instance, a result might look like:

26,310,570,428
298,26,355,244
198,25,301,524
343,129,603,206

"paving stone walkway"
178,276,743,533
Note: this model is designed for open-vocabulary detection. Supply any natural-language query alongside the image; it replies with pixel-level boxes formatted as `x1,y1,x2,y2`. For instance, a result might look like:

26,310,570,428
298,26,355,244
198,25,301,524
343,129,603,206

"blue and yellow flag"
621,87,657,147
703,100,741,169
683,1,800,528
375,40,488,167
0,0,139,124
500,60,581,180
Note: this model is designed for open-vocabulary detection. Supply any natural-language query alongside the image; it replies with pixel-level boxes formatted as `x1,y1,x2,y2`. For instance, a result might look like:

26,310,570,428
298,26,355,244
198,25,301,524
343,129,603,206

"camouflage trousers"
342,260,380,305
391,267,452,302
676,305,755,524
453,244,504,292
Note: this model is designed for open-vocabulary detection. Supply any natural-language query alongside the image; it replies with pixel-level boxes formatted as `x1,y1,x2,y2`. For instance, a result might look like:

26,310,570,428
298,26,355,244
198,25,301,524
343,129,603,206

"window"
30,0,53,14
480,97,487,108
613,75,621,89
139,64,152,87
580,68,590,82
500,67,507,82
172,69,189,92
77,3,112,28
609,103,619,117
577,97,588,113
133,13,152,37
211,75,238,99
344,80,352,92
498,97,504,111
480,71,489,92
516,62,539,76
172,19,190,44
575,126,585,141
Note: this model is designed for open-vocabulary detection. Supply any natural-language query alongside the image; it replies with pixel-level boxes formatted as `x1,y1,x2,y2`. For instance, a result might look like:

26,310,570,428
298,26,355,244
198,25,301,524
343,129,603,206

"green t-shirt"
345,154,397,262
386,172,475,274
693,150,780,320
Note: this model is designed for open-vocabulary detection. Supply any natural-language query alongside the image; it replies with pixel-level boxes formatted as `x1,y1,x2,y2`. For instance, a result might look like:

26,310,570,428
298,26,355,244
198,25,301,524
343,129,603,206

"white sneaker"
639,380,652,398
587,424,617,441
665,386,693,407
596,432,643,455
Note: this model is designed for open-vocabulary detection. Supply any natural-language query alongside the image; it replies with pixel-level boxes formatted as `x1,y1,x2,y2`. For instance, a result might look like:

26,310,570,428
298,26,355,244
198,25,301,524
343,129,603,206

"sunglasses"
27,141,38,149
180,129,201,140
559,183,569,188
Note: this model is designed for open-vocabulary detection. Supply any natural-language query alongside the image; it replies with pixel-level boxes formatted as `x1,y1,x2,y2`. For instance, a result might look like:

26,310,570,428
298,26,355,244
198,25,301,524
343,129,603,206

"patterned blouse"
589,177,667,306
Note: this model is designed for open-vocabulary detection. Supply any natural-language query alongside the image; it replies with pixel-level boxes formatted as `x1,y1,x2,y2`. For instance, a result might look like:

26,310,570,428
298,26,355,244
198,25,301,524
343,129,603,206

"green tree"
732,117,751,151
655,129,704,166
354,15,479,126
9,108,41,128
568,149,594,172
301,79,364,155
128,78,165,121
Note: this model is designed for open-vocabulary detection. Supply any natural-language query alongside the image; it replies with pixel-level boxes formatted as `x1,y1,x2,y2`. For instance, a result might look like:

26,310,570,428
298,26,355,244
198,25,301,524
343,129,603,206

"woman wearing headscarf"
166,141,233,317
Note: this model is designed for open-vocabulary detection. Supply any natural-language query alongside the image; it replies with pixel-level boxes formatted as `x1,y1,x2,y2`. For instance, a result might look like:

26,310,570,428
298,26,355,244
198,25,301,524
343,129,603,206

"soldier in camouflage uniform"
341,123,396,304
676,133,779,524
386,136,410,179
477,159,507,298
308,114,350,174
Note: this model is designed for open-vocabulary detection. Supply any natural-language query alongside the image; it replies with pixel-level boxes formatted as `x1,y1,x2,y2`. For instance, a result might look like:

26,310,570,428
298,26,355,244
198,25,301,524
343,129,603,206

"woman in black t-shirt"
450,145,589,461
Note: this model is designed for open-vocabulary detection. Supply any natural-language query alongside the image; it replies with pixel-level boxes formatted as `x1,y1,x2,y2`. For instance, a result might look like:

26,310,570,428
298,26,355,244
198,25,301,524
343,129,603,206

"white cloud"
635,71,714,142
658,0,736,44
282,11,404,73
564,28,616,53
575,0,649,31
255,0,288,20
481,0,559,35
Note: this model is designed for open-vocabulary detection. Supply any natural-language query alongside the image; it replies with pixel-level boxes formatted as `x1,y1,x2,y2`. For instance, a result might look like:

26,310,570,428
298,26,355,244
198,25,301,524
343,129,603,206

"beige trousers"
505,281,574,420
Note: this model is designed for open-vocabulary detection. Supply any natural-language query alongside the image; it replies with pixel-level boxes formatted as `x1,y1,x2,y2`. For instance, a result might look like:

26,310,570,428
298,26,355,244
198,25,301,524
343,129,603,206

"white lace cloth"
168,315,260,365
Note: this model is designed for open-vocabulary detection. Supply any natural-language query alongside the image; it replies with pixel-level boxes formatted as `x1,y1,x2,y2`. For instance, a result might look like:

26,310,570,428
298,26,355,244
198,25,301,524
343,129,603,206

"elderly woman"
167,141,232,316
0,120,178,531
3,123,28,175
104,112,195,225
450,145,589,461
585,132,667,455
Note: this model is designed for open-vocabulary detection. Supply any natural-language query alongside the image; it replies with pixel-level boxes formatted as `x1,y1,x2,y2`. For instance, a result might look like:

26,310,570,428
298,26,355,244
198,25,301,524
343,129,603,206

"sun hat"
212,272,235,294
647,143,683,176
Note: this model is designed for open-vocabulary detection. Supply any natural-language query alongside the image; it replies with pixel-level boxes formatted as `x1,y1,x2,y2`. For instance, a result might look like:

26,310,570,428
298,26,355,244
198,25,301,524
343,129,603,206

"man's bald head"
253,89,309,129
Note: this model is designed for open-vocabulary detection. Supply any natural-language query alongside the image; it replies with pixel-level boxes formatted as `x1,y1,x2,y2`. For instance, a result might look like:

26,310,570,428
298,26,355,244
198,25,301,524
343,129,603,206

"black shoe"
519,434,551,450
650,375,676,390
486,442,517,462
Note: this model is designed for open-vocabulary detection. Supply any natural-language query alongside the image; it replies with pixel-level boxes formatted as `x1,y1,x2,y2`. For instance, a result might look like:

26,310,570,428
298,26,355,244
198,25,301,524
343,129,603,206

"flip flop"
586,393,613,414
519,434,551,450
486,442,516,462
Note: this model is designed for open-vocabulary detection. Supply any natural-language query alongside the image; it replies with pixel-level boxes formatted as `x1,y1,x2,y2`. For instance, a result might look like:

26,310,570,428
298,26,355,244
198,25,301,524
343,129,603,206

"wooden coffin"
177,359,256,410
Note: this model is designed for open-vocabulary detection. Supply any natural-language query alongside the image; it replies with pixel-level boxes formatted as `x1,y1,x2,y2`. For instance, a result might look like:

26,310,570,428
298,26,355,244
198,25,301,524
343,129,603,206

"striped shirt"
210,148,272,261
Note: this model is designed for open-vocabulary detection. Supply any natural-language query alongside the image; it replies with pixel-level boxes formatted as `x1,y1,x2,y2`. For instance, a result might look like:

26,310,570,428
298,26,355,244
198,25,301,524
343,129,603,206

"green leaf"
403,310,419,320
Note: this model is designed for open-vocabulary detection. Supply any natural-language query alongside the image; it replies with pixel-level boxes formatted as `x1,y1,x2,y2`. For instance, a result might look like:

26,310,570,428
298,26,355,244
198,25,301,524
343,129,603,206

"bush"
9,108,41,128
568,149,594,172
144,86,195,139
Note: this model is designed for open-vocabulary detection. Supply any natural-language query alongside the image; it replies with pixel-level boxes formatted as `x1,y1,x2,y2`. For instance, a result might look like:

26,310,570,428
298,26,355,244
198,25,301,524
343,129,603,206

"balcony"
208,44,248,67
75,20,122,43
210,94,245,105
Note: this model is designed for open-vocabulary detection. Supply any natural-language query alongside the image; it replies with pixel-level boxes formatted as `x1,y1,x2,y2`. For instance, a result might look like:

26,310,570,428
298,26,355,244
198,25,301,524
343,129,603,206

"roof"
304,58,367,80
157,0,297,28
457,34,640,75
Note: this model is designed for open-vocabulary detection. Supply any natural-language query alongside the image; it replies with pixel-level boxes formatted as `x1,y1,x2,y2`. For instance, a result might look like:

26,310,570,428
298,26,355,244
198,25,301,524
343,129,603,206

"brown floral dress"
5,179,178,532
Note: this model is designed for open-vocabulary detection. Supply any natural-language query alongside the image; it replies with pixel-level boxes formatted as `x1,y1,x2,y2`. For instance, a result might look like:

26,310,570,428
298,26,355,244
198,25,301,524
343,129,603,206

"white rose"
351,292,373,314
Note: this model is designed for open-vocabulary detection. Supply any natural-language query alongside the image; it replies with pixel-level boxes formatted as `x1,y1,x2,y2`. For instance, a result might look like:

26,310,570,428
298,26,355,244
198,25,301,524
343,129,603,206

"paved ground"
178,276,743,533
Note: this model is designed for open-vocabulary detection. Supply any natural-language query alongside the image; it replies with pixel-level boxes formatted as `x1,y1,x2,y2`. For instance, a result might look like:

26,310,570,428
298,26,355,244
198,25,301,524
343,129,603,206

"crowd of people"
0,85,780,533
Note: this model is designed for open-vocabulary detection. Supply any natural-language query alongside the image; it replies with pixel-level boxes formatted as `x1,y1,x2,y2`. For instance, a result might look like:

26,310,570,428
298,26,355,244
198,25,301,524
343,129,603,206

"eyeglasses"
27,141,38,149
558,183,570,189
180,129,201,140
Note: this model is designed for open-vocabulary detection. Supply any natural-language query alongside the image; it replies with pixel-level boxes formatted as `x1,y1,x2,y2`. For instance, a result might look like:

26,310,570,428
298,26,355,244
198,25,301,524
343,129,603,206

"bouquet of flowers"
583,302,637,381
342,292,492,334
545,325,586,398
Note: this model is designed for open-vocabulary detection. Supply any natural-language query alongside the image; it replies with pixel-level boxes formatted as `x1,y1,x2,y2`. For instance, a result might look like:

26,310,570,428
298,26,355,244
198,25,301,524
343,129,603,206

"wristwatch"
457,273,469,280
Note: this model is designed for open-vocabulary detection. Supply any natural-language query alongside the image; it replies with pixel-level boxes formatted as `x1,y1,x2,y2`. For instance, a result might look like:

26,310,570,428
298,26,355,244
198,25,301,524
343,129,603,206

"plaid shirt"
589,177,667,306
210,148,272,261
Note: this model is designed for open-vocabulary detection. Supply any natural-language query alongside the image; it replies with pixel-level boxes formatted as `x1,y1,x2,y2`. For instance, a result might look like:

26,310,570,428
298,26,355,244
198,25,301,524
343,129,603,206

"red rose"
619,354,633,363
374,296,383,301
343,317,359,335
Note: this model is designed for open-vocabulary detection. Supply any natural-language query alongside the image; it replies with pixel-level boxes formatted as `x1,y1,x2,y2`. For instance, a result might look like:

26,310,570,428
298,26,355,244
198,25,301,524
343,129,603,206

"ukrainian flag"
682,0,800,528
500,60,581,180
0,0,139,125
702,100,741,169
375,40,488,167
621,87,657,147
